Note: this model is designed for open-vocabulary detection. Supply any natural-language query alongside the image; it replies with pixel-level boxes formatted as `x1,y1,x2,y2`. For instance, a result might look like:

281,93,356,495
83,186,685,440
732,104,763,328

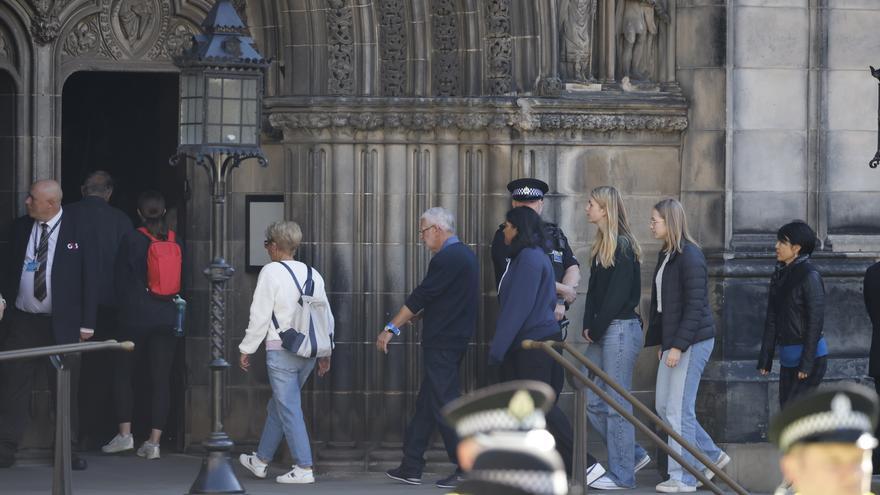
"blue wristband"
384,323,400,336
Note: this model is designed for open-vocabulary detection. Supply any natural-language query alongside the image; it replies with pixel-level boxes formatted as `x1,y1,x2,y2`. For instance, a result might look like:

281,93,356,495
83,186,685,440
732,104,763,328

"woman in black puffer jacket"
646,199,728,494
757,221,826,407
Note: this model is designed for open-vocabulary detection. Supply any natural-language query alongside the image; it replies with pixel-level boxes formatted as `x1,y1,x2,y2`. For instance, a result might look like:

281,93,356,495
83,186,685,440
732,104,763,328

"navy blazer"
3,210,98,345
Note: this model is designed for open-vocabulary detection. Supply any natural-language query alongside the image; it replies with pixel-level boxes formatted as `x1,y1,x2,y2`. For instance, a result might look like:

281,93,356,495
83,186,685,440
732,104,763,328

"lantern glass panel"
207,125,221,143
242,101,256,125
222,126,241,144
208,78,223,97
241,126,257,144
243,79,257,99
222,100,241,125
223,79,242,99
207,98,222,125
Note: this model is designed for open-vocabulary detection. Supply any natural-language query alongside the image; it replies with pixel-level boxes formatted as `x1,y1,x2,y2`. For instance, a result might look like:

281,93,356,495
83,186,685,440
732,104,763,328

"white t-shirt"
655,251,672,313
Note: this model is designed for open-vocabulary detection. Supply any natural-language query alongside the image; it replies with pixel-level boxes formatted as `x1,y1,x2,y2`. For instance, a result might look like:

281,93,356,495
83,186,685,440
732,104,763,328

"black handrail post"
52,355,72,495
573,386,589,493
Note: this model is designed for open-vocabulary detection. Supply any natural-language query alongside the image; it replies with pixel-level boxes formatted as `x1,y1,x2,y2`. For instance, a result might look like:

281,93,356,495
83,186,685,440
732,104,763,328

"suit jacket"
865,262,880,377
65,196,133,307
2,210,98,345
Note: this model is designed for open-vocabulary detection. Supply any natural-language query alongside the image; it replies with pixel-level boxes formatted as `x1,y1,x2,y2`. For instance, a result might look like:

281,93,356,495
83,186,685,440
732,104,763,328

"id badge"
25,259,39,272
552,250,563,263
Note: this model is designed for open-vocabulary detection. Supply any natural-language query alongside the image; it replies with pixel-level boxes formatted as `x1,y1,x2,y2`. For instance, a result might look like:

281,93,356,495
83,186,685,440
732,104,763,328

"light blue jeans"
584,319,647,488
655,338,721,486
256,350,316,467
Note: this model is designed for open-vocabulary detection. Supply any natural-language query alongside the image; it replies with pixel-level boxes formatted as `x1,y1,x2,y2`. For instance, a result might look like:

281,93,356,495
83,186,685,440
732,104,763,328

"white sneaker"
697,451,731,487
239,453,268,479
656,479,696,493
136,441,160,460
276,465,315,484
589,474,627,490
586,462,606,485
101,434,133,454
635,454,651,472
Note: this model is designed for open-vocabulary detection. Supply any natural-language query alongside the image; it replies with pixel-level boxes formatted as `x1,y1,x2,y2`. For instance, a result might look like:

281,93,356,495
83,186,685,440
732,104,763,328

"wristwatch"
384,323,400,336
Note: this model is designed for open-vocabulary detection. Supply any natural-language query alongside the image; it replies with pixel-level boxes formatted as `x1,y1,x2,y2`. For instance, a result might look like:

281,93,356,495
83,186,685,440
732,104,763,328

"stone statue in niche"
617,0,669,84
119,0,155,42
558,0,597,82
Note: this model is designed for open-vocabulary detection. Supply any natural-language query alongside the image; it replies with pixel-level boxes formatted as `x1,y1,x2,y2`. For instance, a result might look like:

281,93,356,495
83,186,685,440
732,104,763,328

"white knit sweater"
238,260,331,355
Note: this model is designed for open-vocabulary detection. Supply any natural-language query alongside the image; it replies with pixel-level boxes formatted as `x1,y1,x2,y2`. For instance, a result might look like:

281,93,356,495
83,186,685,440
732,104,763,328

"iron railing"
521,339,749,495
0,340,135,495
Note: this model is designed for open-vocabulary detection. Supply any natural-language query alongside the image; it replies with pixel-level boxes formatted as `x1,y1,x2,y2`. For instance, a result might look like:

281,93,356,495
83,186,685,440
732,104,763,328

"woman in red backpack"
101,190,182,460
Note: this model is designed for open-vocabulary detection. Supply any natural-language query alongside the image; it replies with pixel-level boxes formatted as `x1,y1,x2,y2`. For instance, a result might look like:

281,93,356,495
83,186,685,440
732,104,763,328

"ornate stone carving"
326,0,355,95
268,102,688,134
485,0,513,95
378,0,406,97
164,22,195,58
431,0,460,97
118,0,155,43
559,0,597,82
618,0,669,82
232,0,248,27
63,16,100,57
97,0,171,60
0,31,9,62
30,0,61,45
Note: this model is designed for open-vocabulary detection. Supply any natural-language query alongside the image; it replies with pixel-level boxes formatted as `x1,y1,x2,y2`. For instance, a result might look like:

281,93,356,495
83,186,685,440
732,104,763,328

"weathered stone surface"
733,68,807,130
826,69,878,131
734,6,809,68
732,130,807,192
827,7,880,70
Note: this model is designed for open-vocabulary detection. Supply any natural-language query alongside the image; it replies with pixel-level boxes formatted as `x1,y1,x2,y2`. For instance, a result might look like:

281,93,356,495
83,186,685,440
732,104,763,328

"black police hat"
442,380,556,439
507,178,549,201
452,442,567,495
769,382,880,453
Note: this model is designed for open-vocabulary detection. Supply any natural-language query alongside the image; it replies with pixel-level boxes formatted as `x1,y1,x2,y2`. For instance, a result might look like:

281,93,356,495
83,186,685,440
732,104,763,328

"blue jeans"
584,319,647,487
256,350,316,467
655,338,721,486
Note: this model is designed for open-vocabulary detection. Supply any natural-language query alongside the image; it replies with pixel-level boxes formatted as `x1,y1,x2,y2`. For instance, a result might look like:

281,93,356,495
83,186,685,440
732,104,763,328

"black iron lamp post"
171,1,268,493
871,66,880,169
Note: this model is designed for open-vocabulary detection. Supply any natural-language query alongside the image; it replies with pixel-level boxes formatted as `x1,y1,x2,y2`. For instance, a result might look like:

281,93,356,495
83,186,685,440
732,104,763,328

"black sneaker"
435,470,464,489
386,466,422,485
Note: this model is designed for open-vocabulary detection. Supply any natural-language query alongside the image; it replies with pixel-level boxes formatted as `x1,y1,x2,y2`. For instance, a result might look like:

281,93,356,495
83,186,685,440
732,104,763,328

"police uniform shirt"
491,222,578,288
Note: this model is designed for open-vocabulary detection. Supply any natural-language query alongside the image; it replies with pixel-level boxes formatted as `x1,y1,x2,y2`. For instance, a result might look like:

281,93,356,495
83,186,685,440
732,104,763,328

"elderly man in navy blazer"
376,207,479,490
0,179,97,470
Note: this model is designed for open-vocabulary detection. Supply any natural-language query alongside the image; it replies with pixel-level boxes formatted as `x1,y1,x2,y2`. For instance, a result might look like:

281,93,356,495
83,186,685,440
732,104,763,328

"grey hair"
420,207,455,233
266,220,303,253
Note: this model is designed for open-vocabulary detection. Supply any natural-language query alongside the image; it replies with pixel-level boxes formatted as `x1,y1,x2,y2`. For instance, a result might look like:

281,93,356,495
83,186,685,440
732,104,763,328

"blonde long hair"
654,198,697,253
590,186,642,268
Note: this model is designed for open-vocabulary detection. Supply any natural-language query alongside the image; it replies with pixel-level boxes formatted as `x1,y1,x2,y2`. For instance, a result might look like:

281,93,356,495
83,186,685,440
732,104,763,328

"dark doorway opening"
0,70,16,252
61,71,187,452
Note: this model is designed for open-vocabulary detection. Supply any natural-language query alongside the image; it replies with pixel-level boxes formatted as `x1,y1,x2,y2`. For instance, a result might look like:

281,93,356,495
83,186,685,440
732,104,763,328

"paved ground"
0,452,767,495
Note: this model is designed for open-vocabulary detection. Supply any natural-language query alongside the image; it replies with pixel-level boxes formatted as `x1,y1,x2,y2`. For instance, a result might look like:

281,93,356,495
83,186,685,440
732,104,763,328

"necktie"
34,223,49,301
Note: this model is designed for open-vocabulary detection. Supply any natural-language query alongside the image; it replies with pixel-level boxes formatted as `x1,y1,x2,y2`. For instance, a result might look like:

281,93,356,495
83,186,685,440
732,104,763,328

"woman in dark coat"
646,198,728,493
101,191,181,460
489,206,577,478
758,221,827,406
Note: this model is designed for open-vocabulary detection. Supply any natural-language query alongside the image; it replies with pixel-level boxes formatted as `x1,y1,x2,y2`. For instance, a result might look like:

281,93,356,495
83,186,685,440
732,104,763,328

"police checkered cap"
468,469,567,495
455,442,567,495
455,410,546,438
442,381,556,438
770,382,880,452
507,178,549,201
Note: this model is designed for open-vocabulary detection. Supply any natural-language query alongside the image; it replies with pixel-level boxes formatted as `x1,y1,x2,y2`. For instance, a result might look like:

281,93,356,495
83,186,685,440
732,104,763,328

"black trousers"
779,356,827,407
401,347,464,473
113,327,178,430
501,340,597,476
0,309,81,455
874,378,880,474
78,305,118,447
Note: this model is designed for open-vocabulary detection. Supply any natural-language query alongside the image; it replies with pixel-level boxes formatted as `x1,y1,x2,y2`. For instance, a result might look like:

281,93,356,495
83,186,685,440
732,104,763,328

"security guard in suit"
491,178,580,327
769,382,880,495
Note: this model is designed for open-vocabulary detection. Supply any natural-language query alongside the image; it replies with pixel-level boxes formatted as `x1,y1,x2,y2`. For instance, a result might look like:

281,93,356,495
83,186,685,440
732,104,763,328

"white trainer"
697,451,732,487
101,434,134,454
136,441,160,460
586,462,606,485
589,474,627,490
239,453,268,479
276,465,315,484
635,454,651,473
656,479,697,493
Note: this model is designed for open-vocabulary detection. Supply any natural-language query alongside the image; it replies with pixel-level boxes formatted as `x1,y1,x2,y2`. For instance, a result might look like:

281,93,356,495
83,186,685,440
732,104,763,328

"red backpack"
138,227,182,298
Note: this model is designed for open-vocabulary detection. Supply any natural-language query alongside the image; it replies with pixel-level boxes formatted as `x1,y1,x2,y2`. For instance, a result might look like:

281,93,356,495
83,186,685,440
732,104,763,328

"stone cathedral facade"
0,0,878,472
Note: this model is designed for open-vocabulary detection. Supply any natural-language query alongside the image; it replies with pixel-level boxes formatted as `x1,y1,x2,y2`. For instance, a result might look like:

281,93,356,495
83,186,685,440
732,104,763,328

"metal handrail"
522,339,749,495
0,339,135,495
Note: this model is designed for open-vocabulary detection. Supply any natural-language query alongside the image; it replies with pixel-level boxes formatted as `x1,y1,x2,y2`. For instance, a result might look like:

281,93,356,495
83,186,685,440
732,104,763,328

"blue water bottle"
172,295,187,337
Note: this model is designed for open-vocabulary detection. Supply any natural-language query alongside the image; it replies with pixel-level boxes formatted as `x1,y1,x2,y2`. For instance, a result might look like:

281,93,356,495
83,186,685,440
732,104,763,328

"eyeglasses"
419,225,436,235
263,239,273,247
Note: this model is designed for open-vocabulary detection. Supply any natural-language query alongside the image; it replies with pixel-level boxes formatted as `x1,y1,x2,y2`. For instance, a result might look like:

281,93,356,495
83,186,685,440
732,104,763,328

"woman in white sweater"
237,221,332,484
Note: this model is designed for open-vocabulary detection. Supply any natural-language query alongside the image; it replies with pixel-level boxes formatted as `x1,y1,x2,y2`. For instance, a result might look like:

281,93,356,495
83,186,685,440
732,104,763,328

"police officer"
491,178,580,325
769,382,880,495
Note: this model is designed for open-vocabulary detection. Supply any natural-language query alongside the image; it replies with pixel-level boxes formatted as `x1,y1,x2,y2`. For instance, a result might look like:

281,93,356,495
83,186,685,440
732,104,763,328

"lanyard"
30,217,62,260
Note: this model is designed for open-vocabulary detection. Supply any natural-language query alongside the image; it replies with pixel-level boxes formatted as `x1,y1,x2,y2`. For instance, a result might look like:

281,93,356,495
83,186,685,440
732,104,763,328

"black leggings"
779,356,827,407
113,329,178,430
